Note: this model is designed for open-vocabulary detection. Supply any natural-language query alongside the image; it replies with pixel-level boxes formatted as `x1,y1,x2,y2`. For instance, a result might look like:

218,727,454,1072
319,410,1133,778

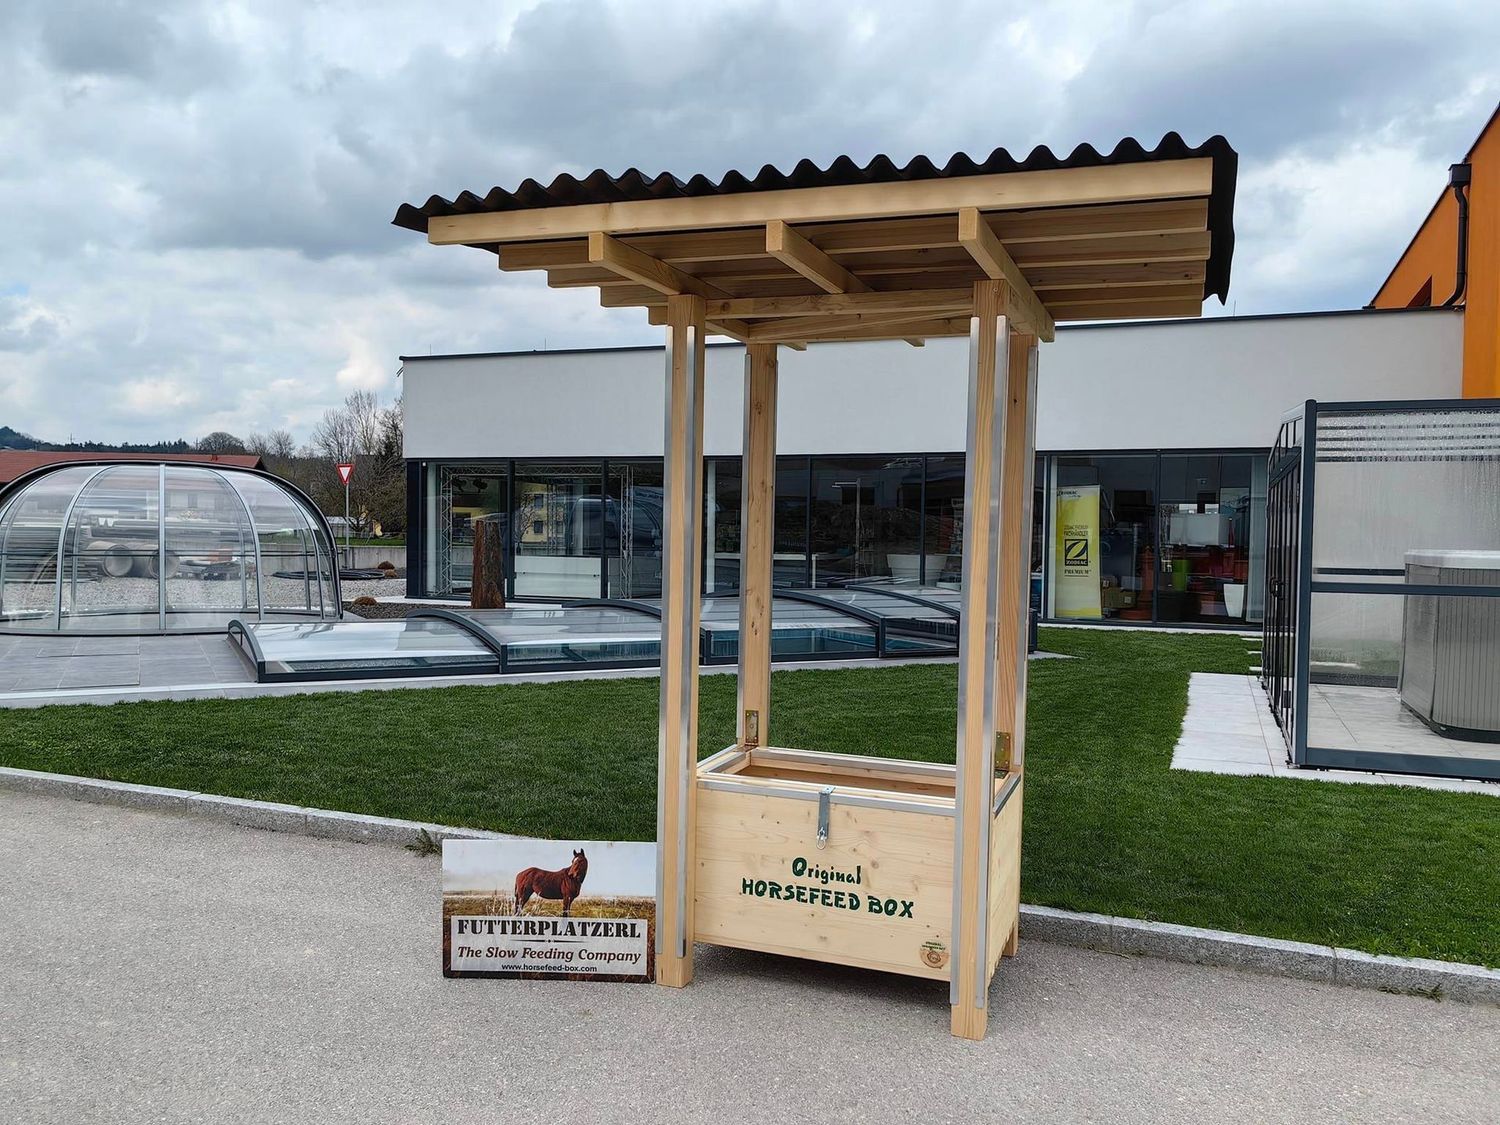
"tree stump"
470,515,507,609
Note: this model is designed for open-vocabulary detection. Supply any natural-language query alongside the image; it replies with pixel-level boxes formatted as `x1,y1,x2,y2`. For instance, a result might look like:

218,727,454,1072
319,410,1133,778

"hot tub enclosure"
0,461,342,634
1263,399,1500,780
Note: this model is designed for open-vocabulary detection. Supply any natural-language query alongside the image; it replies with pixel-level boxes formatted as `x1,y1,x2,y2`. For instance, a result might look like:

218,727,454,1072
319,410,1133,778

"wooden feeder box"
396,135,1237,1038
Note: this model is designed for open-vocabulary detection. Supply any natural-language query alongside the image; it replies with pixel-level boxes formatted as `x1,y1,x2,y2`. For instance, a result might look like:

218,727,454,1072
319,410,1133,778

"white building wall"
403,308,1463,460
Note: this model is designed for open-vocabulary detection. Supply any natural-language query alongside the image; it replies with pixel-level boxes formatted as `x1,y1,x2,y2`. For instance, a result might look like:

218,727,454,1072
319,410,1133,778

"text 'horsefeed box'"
442,838,656,983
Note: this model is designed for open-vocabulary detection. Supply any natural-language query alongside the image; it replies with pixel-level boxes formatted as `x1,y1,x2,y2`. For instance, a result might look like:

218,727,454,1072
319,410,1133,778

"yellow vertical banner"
1053,484,1101,619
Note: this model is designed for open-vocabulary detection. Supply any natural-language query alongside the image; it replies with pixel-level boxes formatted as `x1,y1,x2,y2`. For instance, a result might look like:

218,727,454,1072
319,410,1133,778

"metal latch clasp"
816,786,834,850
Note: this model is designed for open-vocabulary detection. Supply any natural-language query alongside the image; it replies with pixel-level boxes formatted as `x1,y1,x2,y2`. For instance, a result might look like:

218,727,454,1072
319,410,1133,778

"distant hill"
0,425,192,455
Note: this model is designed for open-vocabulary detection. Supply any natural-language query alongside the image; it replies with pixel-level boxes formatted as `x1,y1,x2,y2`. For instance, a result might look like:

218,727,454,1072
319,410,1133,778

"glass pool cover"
230,585,962,683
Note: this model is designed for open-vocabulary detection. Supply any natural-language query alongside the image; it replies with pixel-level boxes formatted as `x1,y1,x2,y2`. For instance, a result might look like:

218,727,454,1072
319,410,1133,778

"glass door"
434,465,508,596
512,461,604,598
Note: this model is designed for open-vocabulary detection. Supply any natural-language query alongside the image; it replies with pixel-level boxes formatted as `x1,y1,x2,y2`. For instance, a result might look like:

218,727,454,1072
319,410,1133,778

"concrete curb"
4,765,1496,1005
0,766,516,847
1020,905,1500,1005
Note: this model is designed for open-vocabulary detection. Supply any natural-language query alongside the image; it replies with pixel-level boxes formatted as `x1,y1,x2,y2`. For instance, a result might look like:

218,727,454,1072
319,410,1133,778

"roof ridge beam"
957,208,1056,341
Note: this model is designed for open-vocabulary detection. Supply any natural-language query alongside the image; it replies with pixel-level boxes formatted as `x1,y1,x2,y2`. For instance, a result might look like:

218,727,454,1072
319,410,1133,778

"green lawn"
2,628,1496,965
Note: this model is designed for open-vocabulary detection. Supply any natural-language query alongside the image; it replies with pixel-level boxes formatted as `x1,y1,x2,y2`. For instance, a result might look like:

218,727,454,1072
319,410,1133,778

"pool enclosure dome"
0,461,342,635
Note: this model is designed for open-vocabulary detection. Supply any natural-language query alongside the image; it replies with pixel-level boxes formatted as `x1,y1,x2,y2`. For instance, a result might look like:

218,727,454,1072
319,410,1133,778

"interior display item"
1222,582,1245,618
1167,511,1232,547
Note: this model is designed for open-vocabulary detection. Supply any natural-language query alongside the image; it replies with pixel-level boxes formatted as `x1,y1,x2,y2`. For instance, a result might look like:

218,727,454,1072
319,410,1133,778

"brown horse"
514,849,589,917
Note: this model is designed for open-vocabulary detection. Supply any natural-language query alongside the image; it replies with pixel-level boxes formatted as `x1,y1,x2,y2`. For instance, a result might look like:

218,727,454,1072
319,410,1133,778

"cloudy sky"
1,0,1496,445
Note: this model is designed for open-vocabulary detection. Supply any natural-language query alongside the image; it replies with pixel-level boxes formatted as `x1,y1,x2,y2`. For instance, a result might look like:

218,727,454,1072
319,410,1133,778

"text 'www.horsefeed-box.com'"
449,916,649,976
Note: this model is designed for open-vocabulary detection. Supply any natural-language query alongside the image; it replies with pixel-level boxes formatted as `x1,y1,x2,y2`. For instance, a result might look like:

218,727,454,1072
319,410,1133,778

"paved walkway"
2,791,1496,1124
1172,672,1497,796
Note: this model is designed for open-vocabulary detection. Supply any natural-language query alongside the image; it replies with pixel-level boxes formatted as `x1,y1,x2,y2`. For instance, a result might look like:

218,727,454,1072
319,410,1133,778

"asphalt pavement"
2,789,1496,1124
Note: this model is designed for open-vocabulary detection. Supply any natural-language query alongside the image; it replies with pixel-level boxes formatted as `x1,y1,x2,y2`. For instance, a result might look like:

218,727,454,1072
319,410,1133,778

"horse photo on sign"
515,849,589,917
442,839,655,983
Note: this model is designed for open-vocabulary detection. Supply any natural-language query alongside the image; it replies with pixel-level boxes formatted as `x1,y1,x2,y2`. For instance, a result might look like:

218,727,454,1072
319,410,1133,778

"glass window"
512,461,604,599
922,455,965,587
706,457,740,593
774,457,811,588
606,461,664,598
427,464,508,597
59,464,163,631
161,466,258,628
706,456,811,592
1048,456,1156,622
1157,454,1255,625
809,456,923,587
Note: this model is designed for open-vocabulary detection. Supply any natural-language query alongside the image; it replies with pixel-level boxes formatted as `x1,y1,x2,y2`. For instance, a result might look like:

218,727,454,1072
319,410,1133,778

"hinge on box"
996,730,1012,773
816,786,834,850
743,709,760,749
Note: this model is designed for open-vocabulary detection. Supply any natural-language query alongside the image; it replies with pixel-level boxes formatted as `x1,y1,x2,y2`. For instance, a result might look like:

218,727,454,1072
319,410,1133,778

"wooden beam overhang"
957,209,1055,342
430,158,1215,245
765,220,870,295
587,231,727,299
587,231,757,342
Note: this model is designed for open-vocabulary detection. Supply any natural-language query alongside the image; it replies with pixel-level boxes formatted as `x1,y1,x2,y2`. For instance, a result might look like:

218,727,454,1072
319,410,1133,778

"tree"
196,431,248,454
303,391,405,537
246,429,297,463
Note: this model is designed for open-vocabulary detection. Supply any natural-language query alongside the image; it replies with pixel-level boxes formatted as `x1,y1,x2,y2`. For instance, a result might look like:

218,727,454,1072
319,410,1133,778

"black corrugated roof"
394,133,1238,303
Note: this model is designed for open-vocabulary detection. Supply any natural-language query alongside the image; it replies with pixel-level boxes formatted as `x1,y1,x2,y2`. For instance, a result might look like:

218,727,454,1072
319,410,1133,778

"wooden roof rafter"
401,138,1236,345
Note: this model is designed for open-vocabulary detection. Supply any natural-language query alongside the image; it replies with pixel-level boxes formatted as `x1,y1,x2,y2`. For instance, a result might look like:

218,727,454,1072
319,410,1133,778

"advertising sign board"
442,838,656,982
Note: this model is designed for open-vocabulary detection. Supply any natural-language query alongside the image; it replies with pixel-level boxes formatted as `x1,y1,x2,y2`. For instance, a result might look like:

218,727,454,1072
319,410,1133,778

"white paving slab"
1170,673,1498,797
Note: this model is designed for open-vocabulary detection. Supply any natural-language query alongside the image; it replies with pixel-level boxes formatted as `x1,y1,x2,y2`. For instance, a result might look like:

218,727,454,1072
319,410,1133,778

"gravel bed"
341,600,458,620
2,574,402,616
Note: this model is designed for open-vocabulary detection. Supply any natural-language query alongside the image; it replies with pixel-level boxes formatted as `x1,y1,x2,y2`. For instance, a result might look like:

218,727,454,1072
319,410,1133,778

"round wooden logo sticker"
920,941,949,969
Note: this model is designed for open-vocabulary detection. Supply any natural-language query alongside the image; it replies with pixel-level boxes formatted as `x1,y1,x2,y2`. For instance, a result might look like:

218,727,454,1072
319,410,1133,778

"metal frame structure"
0,460,342,636
229,584,961,684
1261,398,1500,781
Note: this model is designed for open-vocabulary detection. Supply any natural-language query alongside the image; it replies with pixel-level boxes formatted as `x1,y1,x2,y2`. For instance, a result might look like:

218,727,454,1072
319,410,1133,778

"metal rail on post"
1292,401,1318,767
656,293,706,990
950,281,1008,1040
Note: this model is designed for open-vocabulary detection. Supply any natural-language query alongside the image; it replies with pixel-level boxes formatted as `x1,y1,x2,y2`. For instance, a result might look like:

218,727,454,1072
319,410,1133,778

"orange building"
1373,103,1500,397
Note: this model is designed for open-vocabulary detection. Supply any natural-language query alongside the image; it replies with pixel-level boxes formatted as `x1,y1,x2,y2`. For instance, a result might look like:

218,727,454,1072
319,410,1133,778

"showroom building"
401,304,1462,629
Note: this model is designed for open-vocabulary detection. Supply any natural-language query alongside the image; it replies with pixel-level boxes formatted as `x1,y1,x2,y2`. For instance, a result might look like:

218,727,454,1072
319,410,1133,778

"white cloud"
0,0,1497,443
121,376,199,415
0,295,64,352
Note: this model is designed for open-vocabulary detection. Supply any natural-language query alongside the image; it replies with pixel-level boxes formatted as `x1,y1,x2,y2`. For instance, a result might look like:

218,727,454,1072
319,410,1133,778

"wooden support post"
994,333,1038,960
738,344,778,749
950,280,1009,1041
656,293,707,989
996,333,1039,771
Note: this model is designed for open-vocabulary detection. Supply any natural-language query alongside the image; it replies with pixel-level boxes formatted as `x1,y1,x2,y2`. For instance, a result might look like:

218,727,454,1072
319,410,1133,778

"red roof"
0,451,265,486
